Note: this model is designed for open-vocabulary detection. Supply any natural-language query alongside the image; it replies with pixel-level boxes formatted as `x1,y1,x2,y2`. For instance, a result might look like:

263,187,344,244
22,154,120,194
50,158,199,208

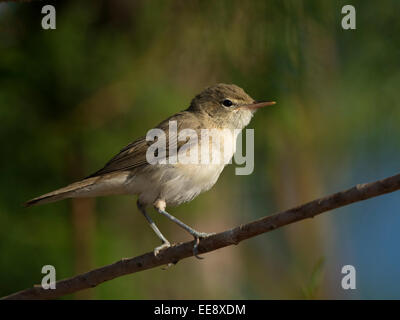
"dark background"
1,0,400,299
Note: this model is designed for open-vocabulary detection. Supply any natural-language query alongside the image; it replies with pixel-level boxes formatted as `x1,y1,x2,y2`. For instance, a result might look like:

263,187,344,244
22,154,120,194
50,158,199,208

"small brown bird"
25,84,275,258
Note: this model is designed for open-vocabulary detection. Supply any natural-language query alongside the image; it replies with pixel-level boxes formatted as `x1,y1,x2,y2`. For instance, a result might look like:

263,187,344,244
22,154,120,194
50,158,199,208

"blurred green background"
1,0,400,299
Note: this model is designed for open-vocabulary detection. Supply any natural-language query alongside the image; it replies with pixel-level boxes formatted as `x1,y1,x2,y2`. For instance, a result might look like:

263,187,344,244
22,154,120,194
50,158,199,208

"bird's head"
188,83,275,129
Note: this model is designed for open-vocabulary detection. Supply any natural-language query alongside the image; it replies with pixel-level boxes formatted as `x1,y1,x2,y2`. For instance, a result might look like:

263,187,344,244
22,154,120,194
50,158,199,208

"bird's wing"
87,111,203,177
86,136,149,177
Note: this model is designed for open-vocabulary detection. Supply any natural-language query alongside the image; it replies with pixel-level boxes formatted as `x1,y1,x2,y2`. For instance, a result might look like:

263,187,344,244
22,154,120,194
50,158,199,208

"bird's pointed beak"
242,100,276,110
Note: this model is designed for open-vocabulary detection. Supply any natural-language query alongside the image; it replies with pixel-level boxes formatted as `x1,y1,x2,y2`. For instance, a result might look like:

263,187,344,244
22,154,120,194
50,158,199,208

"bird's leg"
137,201,171,256
154,200,214,259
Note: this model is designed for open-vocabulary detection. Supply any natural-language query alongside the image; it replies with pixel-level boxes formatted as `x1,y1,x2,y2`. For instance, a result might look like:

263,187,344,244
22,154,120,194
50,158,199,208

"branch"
3,173,400,300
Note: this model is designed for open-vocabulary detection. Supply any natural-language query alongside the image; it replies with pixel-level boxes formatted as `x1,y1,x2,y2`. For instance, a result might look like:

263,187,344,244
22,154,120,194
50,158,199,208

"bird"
25,83,275,258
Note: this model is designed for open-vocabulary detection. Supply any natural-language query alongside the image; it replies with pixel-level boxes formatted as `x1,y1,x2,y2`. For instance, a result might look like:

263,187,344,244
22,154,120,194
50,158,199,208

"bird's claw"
153,241,171,257
192,232,215,259
193,237,203,260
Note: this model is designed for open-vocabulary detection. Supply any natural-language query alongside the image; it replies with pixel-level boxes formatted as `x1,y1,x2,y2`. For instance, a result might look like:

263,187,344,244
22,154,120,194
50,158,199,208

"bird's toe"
153,241,171,257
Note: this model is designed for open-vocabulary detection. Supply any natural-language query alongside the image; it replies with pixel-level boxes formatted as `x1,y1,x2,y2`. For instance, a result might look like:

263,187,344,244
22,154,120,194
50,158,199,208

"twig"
3,172,400,300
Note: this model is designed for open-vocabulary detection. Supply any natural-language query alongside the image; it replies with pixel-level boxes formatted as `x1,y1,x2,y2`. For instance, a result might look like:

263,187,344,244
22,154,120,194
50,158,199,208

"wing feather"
87,111,203,177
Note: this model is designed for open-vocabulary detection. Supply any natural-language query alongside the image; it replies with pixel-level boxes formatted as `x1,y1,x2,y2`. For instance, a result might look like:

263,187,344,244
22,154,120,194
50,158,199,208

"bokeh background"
1,0,400,299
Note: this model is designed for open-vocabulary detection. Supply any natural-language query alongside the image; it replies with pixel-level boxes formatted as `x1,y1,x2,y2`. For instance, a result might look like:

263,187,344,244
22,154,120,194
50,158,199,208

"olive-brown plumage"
25,83,275,257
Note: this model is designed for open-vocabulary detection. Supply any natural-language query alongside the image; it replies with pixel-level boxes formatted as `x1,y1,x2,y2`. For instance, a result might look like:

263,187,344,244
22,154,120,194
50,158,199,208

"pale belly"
127,162,225,207
126,127,237,206
126,128,239,207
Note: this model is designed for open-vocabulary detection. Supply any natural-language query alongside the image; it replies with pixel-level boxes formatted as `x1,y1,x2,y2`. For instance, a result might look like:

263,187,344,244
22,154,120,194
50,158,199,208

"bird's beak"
242,100,276,110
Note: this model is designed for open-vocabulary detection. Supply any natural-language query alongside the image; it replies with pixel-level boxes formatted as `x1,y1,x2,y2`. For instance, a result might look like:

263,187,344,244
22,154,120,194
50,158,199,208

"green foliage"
301,257,325,299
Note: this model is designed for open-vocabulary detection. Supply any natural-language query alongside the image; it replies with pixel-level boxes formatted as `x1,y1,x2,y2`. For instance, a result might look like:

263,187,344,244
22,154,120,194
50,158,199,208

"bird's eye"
222,99,233,107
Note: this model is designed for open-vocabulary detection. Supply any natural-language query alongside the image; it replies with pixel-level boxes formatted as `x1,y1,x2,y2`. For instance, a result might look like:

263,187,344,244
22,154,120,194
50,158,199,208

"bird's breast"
177,128,239,165
130,128,241,207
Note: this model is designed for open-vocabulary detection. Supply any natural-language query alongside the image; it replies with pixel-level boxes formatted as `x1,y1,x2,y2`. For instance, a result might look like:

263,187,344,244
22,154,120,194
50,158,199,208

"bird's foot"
191,232,215,260
153,241,171,257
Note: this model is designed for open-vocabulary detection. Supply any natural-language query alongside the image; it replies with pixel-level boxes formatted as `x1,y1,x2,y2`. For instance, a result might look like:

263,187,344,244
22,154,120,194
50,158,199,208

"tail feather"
24,177,99,207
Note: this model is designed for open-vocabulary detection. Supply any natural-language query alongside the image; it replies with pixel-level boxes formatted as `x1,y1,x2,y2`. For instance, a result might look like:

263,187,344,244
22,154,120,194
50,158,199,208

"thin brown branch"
3,172,400,300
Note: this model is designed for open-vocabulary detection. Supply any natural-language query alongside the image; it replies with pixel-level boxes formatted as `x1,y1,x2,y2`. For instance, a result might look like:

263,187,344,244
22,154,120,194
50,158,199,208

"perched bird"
25,84,275,258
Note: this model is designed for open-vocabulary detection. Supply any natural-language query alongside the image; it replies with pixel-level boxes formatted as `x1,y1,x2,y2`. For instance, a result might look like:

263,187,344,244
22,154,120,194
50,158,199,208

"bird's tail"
24,177,99,207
